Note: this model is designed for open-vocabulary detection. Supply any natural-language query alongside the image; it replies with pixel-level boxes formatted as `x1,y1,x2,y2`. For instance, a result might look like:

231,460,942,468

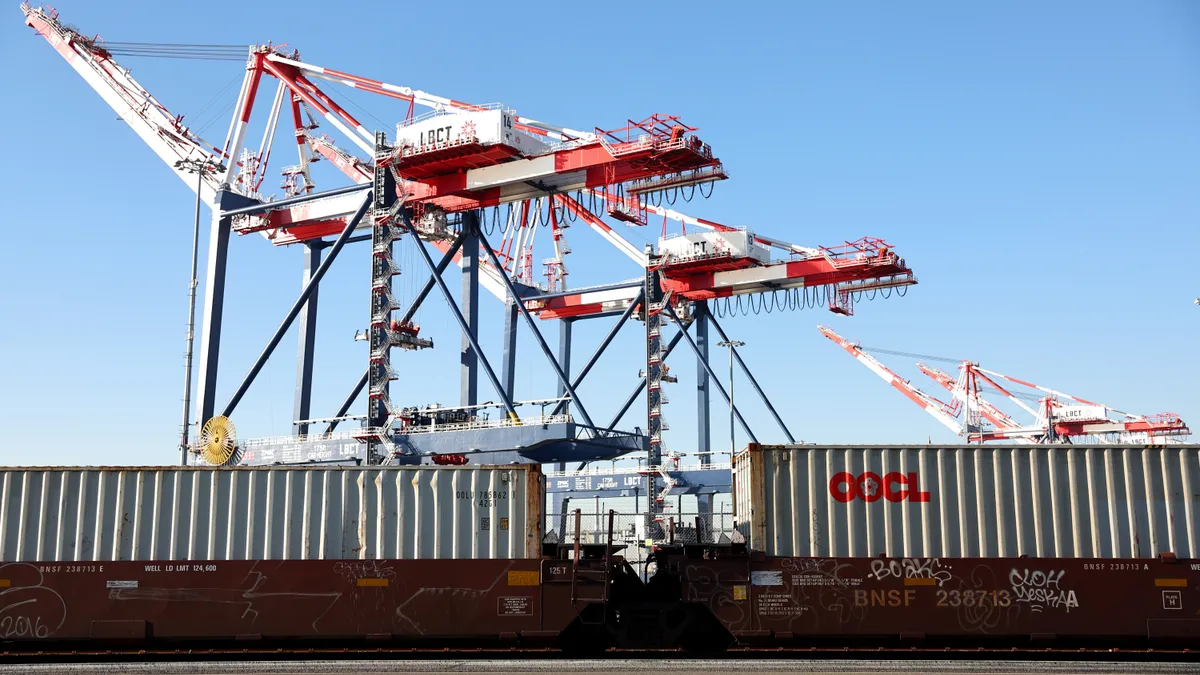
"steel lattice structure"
22,4,919,518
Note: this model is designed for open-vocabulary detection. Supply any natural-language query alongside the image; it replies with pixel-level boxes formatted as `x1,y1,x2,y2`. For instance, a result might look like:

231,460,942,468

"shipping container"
734,444,1200,559
0,465,543,562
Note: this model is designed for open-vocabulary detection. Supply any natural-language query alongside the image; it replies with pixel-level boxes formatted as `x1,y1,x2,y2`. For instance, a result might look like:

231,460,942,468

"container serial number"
457,490,508,507
936,589,1011,607
1082,563,1146,571
38,565,102,573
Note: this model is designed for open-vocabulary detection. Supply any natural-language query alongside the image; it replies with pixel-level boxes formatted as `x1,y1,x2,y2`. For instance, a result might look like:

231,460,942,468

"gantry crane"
819,325,1190,444
22,4,921,521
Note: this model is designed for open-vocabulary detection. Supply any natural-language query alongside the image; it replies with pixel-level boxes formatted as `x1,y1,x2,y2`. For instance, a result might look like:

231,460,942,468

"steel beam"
460,213,480,407
196,190,256,427
477,231,597,430
501,299,519,396
550,289,643,417
219,182,371,218
220,192,373,418
697,493,714,542
665,304,758,445
695,301,711,466
403,216,518,418
709,313,796,443
557,319,573,400
325,234,466,434
605,325,688,432
526,279,642,302
293,242,321,436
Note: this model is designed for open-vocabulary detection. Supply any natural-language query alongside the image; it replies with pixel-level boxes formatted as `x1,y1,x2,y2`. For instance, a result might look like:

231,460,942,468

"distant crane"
819,325,1190,444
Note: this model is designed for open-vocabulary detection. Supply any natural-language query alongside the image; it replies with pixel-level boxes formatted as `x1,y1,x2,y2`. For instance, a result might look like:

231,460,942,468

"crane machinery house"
395,109,550,159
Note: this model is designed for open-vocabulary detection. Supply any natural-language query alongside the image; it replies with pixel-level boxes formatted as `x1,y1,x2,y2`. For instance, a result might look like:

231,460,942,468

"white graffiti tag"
0,564,67,639
1009,568,1078,613
869,558,954,587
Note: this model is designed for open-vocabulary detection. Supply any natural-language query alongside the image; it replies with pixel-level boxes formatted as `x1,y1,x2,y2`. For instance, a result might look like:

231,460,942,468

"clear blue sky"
1,1,1197,467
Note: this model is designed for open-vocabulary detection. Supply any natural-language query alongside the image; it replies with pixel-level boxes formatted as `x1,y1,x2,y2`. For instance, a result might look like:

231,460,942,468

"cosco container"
734,444,1200,559
0,464,543,561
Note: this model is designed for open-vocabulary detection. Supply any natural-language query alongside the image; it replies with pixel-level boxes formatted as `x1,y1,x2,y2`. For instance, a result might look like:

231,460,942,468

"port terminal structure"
21,4,916,517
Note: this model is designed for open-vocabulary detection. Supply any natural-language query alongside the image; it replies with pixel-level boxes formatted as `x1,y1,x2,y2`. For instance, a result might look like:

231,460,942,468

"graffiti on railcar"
0,563,67,639
392,563,535,635
939,563,1013,634
1009,568,1078,612
777,558,867,628
333,560,396,583
867,558,954,587
107,564,344,632
334,560,398,617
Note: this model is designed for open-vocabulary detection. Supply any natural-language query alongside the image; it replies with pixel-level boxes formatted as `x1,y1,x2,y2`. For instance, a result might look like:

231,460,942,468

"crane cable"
98,41,251,62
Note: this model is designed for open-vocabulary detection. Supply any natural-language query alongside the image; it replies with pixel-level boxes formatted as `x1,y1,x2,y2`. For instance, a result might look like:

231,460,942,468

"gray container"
734,444,1200,559
0,465,543,561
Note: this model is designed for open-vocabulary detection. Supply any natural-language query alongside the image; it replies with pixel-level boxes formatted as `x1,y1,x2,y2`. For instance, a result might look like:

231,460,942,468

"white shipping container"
734,444,1200,559
0,465,543,562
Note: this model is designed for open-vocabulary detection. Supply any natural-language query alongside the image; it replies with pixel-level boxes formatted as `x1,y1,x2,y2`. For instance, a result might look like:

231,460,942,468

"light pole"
174,158,225,466
716,339,744,457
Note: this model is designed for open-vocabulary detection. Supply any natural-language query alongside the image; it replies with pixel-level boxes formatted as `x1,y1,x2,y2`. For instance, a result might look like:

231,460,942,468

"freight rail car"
0,450,1197,652
0,546,1196,650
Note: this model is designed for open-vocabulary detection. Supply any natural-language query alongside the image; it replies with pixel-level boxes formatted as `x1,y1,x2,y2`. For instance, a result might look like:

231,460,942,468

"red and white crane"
21,2,917,322
819,325,1190,444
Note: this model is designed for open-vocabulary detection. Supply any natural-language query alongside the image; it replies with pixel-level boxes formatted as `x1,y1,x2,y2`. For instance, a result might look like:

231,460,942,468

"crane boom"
826,329,1190,443
818,325,966,437
22,3,228,203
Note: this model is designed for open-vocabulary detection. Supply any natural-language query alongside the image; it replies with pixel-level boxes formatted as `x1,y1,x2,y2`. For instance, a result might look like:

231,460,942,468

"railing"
547,509,739,556
404,413,571,434
354,413,573,439
236,430,364,449
398,102,505,128
659,226,748,241
545,462,732,478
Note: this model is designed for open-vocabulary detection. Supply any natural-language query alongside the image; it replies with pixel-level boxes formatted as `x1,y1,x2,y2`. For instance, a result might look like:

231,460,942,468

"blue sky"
1,0,1197,467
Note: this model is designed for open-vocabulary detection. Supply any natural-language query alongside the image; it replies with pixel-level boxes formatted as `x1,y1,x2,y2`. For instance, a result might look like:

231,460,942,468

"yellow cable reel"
197,416,240,466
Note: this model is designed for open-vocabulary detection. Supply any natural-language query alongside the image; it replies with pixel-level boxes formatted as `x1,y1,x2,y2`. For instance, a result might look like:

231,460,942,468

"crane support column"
558,319,573,401
196,190,256,428
696,493,714,542
293,241,322,436
644,245,665,518
367,131,399,461
695,301,711,466
501,300,519,397
461,212,480,407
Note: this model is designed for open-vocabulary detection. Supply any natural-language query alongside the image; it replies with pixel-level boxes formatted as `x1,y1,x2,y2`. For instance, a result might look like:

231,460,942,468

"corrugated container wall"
735,444,1200,559
0,465,543,562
